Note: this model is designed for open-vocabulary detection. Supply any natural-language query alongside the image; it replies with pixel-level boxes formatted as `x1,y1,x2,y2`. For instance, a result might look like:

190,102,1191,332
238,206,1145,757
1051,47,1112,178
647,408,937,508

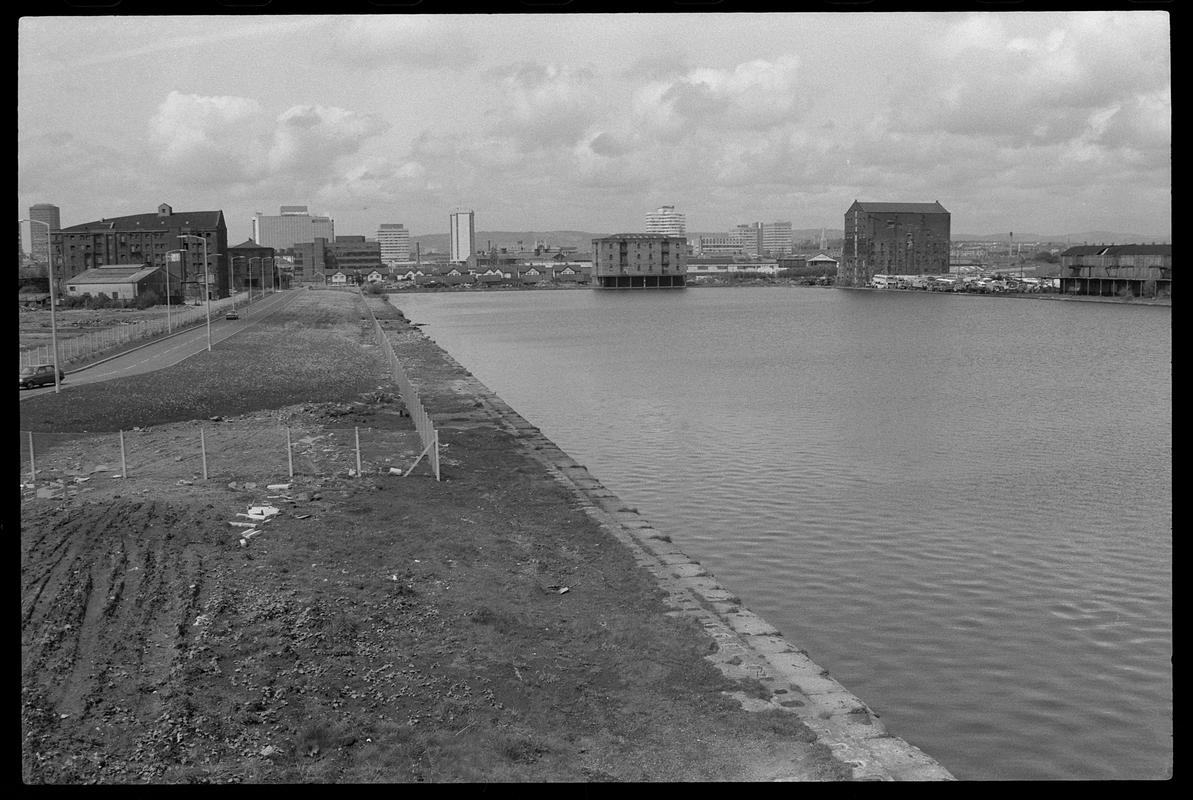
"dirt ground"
20,290,850,783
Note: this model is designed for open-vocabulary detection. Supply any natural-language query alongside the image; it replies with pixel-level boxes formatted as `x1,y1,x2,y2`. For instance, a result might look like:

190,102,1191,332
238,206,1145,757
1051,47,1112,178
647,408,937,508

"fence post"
119,430,127,478
286,427,294,478
355,427,362,477
200,428,208,480
28,431,36,487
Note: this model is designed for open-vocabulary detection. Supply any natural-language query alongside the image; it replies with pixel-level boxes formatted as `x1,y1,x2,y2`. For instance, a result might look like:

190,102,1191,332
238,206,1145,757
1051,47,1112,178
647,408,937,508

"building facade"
28,203,61,265
645,205,686,237
65,264,168,302
449,210,476,265
377,223,411,264
251,205,334,250
840,201,951,287
761,221,794,256
1059,244,1172,298
56,203,229,300
227,239,277,292
328,235,383,272
592,234,687,288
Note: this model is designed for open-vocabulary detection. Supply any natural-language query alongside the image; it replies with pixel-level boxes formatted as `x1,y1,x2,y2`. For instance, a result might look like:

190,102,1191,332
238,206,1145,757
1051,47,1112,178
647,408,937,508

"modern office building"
27,203,61,265
592,233,687,288
449,210,476,265
377,223,411,264
761,221,794,256
645,205,686,237
840,201,951,287
329,235,383,272
56,203,229,300
251,205,334,250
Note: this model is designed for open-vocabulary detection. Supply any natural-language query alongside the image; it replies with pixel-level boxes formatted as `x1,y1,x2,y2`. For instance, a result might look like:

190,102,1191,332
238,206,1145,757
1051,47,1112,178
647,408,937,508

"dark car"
225,310,240,320
20,364,64,389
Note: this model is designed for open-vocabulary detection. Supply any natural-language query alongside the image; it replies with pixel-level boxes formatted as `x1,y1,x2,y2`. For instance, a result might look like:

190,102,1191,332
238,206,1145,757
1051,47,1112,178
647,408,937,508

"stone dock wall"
382,310,955,782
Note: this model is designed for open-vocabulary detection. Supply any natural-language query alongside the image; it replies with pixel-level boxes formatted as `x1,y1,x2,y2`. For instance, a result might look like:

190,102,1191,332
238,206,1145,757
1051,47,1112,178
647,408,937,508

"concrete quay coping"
398,330,955,781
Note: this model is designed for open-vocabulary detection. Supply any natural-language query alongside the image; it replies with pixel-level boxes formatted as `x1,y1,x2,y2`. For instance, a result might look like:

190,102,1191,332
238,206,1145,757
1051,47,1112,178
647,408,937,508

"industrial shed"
64,264,168,301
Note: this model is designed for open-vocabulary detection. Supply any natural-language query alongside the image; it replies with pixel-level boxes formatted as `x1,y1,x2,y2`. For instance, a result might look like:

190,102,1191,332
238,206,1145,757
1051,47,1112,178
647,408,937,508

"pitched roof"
852,201,949,214
66,265,161,284
62,210,224,233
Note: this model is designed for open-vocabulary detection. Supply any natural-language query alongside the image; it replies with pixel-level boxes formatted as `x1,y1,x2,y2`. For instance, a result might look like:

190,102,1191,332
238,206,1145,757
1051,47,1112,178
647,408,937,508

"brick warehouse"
840,201,951,287
592,233,687,288
53,203,229,301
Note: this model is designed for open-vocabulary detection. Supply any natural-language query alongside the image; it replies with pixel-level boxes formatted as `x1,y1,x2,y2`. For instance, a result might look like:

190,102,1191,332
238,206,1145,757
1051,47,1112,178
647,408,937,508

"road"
19,290,302,401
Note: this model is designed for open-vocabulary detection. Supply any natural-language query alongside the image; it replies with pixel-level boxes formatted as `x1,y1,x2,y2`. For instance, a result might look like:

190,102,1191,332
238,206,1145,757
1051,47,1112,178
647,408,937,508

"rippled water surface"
393,287,1172,781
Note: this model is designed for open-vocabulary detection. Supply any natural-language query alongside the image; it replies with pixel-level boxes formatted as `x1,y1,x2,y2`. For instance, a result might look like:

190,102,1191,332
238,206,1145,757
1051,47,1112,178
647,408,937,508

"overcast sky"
18,11,1170,243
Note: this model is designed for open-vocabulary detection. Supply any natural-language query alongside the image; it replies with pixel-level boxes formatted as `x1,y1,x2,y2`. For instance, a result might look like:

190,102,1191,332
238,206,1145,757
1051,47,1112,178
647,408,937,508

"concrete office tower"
251,205,335,250
645,205,686,236
378,223,411,264
449,210,475,265
761,221,794,256
28,203,61,265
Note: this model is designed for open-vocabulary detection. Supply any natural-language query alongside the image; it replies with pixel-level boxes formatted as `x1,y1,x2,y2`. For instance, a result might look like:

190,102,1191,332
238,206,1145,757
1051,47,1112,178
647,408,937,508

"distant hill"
412,231,607,254
954,231,1170,244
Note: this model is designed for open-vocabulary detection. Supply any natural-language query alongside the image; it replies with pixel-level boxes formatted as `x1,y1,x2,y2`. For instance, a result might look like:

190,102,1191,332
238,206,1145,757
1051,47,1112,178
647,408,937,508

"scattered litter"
243,529,263,540
229,521,256,528
239,539,247,547
177,479,193,486
74,476,91,483
260,745,279,758
546,585,570,595
209,416,224,422
245,505,280,519
267,483,292,491
388,467,402,475
295,514,312,520
348,469,357,477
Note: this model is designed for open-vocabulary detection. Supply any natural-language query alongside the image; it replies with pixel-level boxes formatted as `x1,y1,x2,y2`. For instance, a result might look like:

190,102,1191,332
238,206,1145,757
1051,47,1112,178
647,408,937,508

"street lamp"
164,249,186,332
19,218,61,392
178,234,212,352
249,257,261,301
230,256,244,309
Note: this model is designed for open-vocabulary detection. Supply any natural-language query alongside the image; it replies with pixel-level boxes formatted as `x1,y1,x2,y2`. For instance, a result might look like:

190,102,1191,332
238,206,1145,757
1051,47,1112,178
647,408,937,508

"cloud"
485,62,602,150
319,16,479,69
266,104,389,178
148,91,267,184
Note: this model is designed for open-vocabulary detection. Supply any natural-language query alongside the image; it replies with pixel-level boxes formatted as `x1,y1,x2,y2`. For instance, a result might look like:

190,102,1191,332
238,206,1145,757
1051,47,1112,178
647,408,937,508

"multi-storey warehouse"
1059,244,1172,298
840,201,951,287
55,203,229,300
592,233,687,288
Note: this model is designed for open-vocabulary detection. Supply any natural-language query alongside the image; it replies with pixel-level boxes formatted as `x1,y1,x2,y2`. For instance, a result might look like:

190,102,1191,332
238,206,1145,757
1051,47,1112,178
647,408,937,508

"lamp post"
249,257,261,301
230,256,243,309
164,249,186,332
178,234,212,352
20,218,61,392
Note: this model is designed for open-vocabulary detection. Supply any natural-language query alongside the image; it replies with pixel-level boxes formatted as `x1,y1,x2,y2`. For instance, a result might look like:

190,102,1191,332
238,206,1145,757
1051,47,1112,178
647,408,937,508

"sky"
18,11,1171,245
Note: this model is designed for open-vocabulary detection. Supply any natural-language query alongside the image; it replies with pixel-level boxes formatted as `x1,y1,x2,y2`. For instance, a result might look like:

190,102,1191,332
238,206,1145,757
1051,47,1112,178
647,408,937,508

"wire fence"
359,289,441,480
19,424,427,497
19,291,264,369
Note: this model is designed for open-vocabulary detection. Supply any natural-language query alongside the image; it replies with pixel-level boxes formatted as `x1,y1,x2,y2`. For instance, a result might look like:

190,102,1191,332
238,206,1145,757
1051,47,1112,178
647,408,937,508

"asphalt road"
19,290,302,401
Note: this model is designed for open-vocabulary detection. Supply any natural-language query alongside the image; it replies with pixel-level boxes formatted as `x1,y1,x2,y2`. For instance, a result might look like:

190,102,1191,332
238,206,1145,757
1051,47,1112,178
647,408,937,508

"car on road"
20,363,65,389
225,310,240,320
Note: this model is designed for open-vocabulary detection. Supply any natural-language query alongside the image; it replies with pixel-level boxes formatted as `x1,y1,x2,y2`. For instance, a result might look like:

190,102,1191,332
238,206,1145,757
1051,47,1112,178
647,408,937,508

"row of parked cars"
870,274,1056,293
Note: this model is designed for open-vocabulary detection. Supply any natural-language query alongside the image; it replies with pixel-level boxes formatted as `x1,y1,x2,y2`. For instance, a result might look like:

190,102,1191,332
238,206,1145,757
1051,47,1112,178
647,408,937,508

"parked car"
225,310,240,320
20,363,64,389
